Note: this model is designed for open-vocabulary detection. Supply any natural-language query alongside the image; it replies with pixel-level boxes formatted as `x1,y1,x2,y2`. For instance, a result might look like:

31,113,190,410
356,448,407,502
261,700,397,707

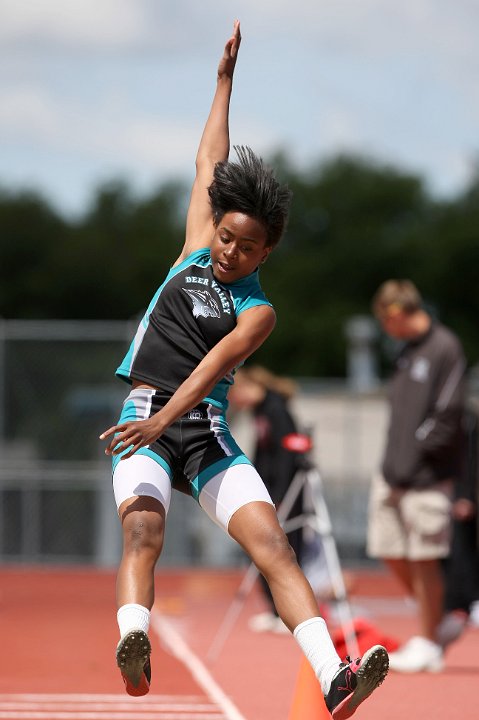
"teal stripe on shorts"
191,454,252,501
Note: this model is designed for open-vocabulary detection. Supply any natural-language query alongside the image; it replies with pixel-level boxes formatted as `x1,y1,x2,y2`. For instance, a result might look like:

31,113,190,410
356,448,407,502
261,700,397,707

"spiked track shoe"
116,629,151,696
325,644,389,720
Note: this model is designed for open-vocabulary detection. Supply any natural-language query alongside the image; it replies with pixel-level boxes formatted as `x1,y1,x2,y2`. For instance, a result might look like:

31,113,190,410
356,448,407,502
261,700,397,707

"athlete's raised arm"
175,20,241,265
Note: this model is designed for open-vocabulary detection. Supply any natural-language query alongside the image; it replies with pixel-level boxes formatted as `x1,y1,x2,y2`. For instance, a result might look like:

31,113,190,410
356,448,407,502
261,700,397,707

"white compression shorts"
113,454,274,533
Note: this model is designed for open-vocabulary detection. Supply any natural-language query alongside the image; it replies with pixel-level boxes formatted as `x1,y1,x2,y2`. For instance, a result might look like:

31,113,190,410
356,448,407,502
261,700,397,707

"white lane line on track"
0,696,208,702
0,701,218,711
150,613,248,720
0,694,223,719
0,715,222,719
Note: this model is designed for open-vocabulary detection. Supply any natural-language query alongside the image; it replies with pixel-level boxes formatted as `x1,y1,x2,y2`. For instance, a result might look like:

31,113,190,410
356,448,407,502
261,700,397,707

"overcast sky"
1,1,478,216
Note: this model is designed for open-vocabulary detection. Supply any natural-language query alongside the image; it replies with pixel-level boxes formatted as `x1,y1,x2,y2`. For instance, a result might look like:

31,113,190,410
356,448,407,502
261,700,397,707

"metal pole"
305,467,360,659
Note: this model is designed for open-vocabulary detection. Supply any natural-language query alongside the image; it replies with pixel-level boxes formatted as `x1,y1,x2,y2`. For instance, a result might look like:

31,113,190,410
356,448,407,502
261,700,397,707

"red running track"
0,566,478,719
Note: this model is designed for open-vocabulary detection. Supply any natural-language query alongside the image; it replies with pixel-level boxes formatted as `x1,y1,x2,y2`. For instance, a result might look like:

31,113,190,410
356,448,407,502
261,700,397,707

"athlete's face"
210,212,271,283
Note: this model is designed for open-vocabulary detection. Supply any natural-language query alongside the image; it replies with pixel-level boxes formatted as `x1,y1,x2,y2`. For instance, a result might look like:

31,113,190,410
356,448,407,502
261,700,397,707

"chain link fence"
0,319,250,567
1,319,476,568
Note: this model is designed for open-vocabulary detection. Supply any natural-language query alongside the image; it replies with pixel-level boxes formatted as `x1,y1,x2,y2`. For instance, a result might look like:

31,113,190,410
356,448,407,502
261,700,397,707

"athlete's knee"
251,526,297,575
121,508,165,557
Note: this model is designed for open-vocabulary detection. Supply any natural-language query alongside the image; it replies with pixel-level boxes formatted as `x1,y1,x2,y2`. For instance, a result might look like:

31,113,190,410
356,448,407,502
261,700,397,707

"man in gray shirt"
367,279,466,672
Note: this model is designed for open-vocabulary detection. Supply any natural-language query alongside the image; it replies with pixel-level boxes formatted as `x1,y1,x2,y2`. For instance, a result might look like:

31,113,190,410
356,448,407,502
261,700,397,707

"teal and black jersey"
116,248,272,411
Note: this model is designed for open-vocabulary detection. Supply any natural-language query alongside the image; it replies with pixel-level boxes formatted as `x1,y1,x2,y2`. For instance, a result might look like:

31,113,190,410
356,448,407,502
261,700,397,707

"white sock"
117,603,150,639
293,617,342,695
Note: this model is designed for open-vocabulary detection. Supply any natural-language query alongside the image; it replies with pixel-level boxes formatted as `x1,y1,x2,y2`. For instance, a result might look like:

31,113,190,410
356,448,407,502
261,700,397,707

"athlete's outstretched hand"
218,19,241,80
100,417,161,460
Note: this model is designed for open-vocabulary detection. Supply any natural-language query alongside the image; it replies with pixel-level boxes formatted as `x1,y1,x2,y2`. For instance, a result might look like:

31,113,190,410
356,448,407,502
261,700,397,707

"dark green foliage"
1,155,478,374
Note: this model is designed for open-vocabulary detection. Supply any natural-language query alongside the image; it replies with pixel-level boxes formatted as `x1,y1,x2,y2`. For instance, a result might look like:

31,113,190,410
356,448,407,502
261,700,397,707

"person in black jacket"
367,279,466,673
228,366,305,631
436,404,479,647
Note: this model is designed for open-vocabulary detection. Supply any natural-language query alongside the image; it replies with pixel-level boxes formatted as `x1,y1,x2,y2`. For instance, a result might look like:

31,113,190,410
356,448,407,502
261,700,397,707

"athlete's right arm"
173,20,241,268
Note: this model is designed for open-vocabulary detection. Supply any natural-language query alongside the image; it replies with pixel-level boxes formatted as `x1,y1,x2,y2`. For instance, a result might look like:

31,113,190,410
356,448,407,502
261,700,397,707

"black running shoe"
116,629,151,696
324,645,389,719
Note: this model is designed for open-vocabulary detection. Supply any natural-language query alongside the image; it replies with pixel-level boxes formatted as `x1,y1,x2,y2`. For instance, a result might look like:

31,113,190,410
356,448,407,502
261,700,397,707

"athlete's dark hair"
208,145,292,247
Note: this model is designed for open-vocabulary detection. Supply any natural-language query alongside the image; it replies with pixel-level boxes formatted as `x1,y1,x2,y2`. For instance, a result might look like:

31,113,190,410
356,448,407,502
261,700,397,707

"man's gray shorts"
366,473,452,561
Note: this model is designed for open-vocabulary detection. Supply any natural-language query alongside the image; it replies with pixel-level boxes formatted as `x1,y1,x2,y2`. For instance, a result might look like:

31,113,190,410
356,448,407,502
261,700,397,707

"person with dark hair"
209,146,290,246
100,21,388,717
368,279,466,673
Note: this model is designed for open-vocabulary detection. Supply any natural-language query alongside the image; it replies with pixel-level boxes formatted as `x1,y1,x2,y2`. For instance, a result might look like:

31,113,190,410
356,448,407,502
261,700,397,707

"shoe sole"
116,629,151,696
332,645,389,720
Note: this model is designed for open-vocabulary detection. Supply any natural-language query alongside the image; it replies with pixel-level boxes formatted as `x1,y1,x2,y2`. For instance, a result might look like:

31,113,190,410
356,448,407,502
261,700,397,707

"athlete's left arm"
100,305,276,459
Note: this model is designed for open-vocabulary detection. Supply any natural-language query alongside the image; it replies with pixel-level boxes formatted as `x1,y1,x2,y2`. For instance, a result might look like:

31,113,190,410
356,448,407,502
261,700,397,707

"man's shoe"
324,645,389,720
116,629,151,696
388,636,443,673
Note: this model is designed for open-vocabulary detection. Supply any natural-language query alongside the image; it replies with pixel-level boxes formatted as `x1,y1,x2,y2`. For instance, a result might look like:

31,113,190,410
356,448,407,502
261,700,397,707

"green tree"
0,189,67,317
256,155,435,375
1,156,478,374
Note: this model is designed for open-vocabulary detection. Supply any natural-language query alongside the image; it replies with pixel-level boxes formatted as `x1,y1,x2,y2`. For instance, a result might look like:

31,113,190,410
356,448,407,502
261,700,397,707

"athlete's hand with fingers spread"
99,417,162,460
218,19,241,79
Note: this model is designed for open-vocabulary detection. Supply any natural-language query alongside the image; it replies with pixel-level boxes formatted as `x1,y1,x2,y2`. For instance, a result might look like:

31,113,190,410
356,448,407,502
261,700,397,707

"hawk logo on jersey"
182,288,221,319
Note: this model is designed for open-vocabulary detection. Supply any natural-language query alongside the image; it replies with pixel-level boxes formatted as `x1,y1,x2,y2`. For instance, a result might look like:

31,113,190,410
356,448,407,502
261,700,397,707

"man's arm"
415,343,466,458
174,20,241,266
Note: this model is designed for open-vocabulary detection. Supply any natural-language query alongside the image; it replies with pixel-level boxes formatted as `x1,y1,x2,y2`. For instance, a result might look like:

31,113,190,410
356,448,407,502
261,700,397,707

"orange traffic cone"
288,657,330,720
